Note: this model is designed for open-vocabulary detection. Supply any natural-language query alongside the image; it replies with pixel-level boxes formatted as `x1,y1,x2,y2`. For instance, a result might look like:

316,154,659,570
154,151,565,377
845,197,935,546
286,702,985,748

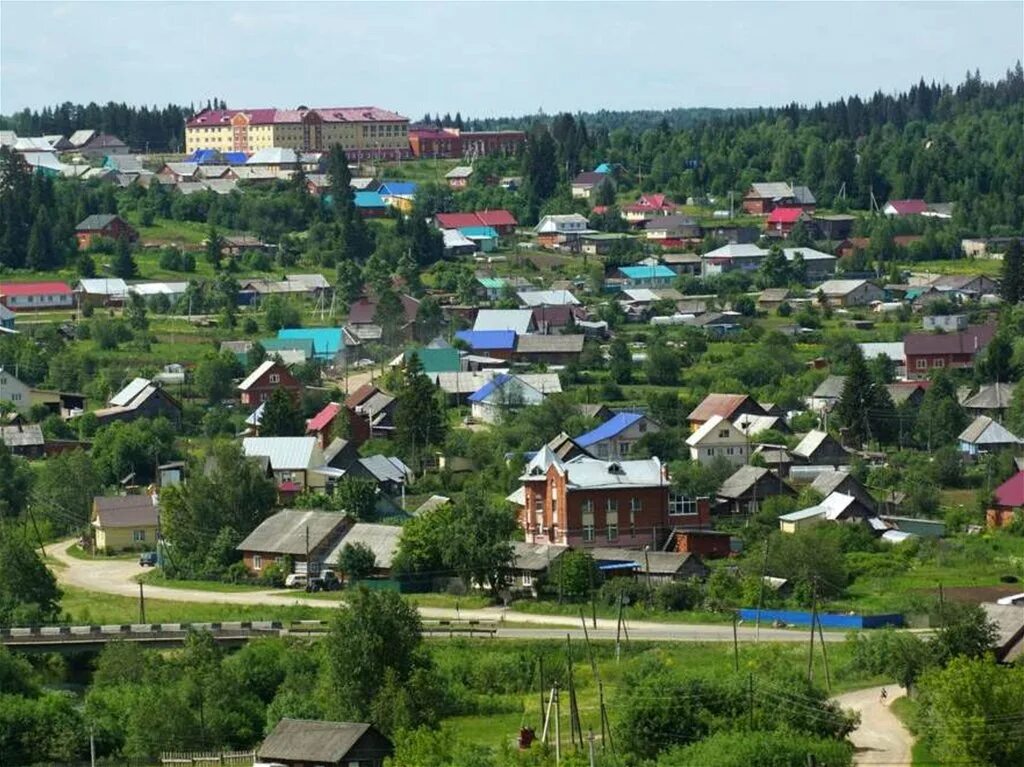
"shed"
258,719,393,767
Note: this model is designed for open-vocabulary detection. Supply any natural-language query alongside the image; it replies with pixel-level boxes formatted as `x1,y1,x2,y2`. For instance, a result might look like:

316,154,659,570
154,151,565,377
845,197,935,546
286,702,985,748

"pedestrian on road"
880,687,888,705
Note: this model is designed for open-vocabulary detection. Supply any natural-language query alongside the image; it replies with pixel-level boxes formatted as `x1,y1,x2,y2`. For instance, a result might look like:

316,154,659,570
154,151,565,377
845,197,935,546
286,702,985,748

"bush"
653,580,701,612
598,578,650,608
257,561,286,587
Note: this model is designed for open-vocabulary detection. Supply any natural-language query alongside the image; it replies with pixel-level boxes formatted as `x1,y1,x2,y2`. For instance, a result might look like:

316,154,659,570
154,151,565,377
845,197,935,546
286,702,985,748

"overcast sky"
2,1,1022,118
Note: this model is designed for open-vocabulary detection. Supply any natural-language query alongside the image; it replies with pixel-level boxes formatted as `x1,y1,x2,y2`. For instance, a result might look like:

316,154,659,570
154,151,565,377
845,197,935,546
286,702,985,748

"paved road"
834,685,912,766
49,539,837,643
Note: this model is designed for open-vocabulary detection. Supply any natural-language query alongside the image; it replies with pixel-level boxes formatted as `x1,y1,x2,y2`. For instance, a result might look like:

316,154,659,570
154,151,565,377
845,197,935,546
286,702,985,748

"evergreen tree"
1001,239,1022,304
834,350,897,446
915,370,967,450
523,126,558,221
259,386,304,437
394,353,446,469
111,236,138,279
757,245,790,288
608,337,632,384
374,288,406,348
26,207,56,270
326,144,355,219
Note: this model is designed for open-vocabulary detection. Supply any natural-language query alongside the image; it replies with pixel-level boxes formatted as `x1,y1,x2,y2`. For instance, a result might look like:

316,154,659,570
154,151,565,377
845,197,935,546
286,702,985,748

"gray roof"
812,376,847,400
473,309,533,333
0,304,15,321
242,436,320,470
759,288,791,302
325,523,402,569
733,414,784,436
792,430,835,459
237,509,347,555
717,465,771,499
414,494,451,515
810,469,855,498
589,547,701,576
358,455,412,484
515,335,585,354
958,415,1022,446
109,377,153,407
445,165,473,179
962,383,1016,411
749,182,795,199
247,147,299,165
512,541,568,572
258,719,378,763
0,424,44,448
76,214,120,231
93,494,158,528
517,290,580,307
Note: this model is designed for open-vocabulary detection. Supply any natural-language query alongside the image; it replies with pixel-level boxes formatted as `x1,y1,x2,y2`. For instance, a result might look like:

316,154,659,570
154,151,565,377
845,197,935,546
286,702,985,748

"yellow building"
92,494,159,552
185,106,410,159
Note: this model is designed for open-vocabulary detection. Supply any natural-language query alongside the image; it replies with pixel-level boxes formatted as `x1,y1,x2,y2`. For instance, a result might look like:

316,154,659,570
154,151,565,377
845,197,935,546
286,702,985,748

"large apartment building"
185,106,410,158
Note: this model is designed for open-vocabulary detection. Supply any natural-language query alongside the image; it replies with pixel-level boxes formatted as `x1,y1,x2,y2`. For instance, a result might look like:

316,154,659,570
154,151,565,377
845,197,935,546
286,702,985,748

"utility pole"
816,612,832,693
539,655,545,727
643,545,652,595
807,580,818,684
138,582,146,623
615,594,624,662
747,673,754,730
305,525,311,579
587,730,596,767
554,684,561,765
732,612,740,672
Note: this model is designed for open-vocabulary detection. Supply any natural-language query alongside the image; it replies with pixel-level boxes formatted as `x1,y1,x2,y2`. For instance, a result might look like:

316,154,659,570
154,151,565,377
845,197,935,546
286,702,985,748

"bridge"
0,619,499,653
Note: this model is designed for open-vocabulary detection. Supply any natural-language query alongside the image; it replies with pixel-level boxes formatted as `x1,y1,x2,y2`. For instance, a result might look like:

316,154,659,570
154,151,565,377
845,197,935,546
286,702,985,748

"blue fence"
737,609,903,629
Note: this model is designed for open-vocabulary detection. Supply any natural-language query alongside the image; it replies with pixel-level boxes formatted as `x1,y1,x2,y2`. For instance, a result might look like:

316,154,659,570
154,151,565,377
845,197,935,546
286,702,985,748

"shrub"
257,561,286,587
653,580,701,612
598,578,649,608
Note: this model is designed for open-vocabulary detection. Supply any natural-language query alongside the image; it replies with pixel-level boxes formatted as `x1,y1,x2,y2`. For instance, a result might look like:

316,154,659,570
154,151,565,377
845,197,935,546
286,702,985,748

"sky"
2,1,1022,118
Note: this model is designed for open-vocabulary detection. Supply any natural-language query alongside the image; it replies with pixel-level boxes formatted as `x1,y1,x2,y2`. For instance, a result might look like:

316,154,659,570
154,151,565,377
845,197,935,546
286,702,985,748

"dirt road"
834,685,912,766
48,540,836,643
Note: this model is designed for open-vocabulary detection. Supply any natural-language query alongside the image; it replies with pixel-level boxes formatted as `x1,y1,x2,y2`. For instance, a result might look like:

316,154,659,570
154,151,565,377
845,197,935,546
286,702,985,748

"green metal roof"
406,347,460,373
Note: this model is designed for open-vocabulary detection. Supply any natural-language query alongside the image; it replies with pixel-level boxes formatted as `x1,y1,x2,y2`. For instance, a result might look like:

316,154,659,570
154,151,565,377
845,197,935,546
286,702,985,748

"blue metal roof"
354,191,386,208
277,327,343,358
619,265,676,280
575,412,644,448
460,226,499,238
594,163,613,174
378,180,418,196
455,330,516,351
223,151,248,165
468,373,512,403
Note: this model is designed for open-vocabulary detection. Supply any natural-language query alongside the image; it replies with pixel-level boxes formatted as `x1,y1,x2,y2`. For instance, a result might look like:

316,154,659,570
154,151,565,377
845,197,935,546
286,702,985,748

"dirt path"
834,685,912,766
48,540,836,643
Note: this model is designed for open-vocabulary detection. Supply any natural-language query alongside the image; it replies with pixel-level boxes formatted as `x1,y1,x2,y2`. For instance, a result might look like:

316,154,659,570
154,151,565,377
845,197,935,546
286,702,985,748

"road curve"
834,685,912,766
48,539,834,643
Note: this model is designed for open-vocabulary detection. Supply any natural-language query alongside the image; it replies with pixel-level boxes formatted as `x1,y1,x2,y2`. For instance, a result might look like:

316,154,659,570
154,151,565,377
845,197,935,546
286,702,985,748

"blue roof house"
468,373,547,424
455,330,517,356
617,265,677,288
574,412,661,460
353,191,388,216
460,226,500,253
277,328,344,363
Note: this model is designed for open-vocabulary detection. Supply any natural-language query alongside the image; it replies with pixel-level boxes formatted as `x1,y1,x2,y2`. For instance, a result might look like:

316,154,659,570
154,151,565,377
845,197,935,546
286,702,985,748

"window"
618,442,630,457
582,507,595,542
933,358,945,368
916,358,928,370
581,499,594,515
606,499,618,514
706,448,714,457
583,523,595,542
669,494,698,516
718,429,730,438
252,554,263,571
630,497,643,513
726,447,734,455
606,521,618,541
522,572,533,587
132,529,146,542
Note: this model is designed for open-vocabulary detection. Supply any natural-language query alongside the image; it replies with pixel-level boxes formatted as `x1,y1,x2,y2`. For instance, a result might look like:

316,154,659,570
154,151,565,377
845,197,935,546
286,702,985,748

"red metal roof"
994,471,1024,508
904,325,996,356
0,281,72,296
435,210,517,229
306,402,342,433
767,207,806,224
688,393,756,423
885,199,929,215
187,106,406,128
344,383,377,408
623,194,676,213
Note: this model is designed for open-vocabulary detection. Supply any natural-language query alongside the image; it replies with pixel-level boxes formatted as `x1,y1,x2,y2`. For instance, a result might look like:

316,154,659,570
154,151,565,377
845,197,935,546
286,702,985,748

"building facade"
186,106,410,159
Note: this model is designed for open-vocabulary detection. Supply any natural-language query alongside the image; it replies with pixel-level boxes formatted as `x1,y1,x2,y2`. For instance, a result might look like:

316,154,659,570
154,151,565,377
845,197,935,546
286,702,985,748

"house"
442,228,478,256
808,376,846,413
307,402,344,449
715,465,795,515
517,289,581,308
74,214,138,250
461,226,500,252
158,162,201,183
923,314,969,333
860,343,907,379
469,374,549,424
663,528,732,559
882,199,930,217
91,494,159,553
988,471,1024,529
590,547,707,584
473,308,535,334
571,171,612,200
346,455,413,497
817,279,885,307
0,281,74,311
962,383,1016,419
237,510,349,575
237,359,303,406
246,147,300,171
778,492,873,533
510,541,568,596
352,190,388,217
810,469,877,513
0,304,14,331
701,243,767,275
75,133,129,158
574,412,661,460
688,393,767,432
257,719,393,767
742,182,816,215
277,327,344,364
509,447,698,548
325,523,403,579
644,214,702,244
402,347,460,375
434,210,518,236
616,265,676,288
661,252,703,276
75,278,130,307
581,233,635,256
904,325,996,381
347,294,420,341
928,274,999,298
377,180,418,213
445,165,473,189
94,377,182,426
686,415,749,467
534,214,591,250
758,288,791,311
621,194,677,224
539,430,596,463
514,334,585,365
784,248,838,280
0,423,45,458
886,381,927,409
812,213,856,240
0,368,33,414
344,384,397,443
791,430,850,466
454,330,517,360
733,414,789,438
765,207,811,237
532,303,586,333
958,416,1022,457
241,437,329,492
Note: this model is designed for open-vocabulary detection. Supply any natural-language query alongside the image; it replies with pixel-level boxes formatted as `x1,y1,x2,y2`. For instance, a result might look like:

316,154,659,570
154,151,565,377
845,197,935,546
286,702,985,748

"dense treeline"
0,99,225,152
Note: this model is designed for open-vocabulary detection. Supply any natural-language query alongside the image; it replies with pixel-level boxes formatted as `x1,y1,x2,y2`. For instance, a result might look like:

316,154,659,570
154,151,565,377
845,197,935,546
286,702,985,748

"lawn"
508,598,733,626
136,570,267,593
65,544,136,562
889,697,934,766
913,258,1003,277
58,585,326,625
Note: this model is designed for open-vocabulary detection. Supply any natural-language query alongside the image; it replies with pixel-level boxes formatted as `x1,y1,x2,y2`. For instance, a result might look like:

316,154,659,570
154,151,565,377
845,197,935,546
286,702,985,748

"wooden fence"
160,751,254,766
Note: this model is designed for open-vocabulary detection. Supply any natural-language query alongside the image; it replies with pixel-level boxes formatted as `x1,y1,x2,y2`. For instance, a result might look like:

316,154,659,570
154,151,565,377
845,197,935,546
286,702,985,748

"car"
306,570,341,593
284,573,309,589
138,552,158,567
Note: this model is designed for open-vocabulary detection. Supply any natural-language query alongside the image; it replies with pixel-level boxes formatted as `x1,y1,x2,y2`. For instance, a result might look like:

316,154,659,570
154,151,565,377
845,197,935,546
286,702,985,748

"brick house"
237,359,303,406
904,324,996,381
236,509,350,576
507,448,709,549
742,182,816,215
75,214,138,250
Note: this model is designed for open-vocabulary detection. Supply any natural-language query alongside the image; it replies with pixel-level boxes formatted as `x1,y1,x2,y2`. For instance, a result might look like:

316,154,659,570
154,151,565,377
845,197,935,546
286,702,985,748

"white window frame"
269,373,280,384
606,523,618,541
132,529,146,542
252,554,263,571
669,494,698,517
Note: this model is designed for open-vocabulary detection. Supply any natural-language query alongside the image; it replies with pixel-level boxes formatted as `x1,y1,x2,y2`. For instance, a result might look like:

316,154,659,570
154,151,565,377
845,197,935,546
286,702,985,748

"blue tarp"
468,373,511,403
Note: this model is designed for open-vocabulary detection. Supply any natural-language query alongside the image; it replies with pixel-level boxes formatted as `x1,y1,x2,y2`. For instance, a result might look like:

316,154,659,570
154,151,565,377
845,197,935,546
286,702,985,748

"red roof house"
989,471,1024,529
765,207,810,237
883,199,929,217
306,401,343,449
687,394,768,432
434,210,518,235
904,324,996,380
237,359,302,407
622,194,677,223
0,281,74,311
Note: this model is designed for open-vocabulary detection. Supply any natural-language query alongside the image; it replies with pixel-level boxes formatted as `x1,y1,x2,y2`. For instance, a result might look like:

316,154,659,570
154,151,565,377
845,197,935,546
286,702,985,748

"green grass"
58,585,327,625
136,570,267,593
913,258,1002,276
889,697,935,766
509,599,733,625
65,544,137,561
